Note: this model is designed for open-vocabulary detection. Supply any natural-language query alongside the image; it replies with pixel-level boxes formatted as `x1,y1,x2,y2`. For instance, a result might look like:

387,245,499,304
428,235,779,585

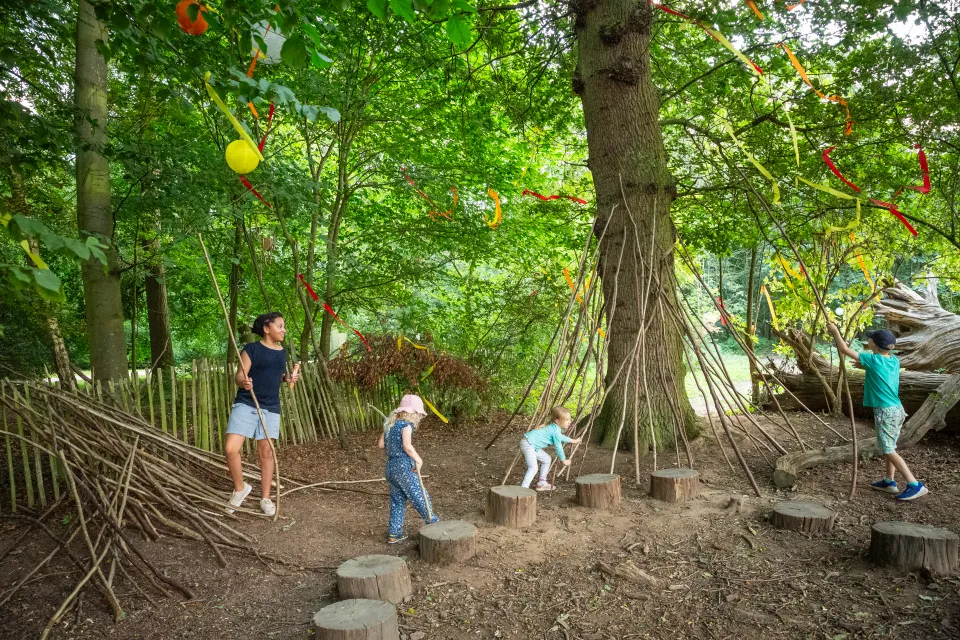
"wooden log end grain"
649,468,699,503
575,474,621,509
336,555,412,604
869,521,959,576
485,486,537,527
419,520,477,565
313,598,399,640
772,501,837,534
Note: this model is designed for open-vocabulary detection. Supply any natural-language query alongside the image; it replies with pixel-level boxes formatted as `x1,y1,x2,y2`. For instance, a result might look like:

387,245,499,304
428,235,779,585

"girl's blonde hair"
550,407,572,422
383,410,423,434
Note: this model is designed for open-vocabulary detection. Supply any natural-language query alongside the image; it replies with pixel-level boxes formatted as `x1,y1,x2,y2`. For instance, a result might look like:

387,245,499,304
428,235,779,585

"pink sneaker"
535,482,555,492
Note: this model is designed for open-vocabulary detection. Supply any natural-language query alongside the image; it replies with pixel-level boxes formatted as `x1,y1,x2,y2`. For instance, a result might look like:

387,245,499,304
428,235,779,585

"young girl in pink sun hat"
377,394,440,543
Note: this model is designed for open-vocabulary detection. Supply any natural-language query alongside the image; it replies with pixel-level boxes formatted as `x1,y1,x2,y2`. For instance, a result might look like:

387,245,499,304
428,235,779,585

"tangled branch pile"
0,382,301,638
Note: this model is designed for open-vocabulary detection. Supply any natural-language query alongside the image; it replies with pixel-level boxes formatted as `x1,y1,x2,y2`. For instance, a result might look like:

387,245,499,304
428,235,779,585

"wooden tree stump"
575,474,621,508
772,501,837,534
312,599,399,640
485,486,537,527
870,521,959,576
419,520,477,564
336,555,412,604
649,468,699,503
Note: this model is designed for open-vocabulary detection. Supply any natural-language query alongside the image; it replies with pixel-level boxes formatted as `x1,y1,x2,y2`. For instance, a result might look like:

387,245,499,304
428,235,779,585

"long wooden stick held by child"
198,233,281,521
289,362,301,389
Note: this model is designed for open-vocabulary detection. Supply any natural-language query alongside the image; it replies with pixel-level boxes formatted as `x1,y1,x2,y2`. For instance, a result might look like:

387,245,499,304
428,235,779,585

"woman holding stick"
225,312,299,516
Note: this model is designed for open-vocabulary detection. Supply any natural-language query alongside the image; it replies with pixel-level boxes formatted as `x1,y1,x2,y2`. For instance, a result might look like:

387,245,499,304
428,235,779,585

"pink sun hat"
396,394,427,416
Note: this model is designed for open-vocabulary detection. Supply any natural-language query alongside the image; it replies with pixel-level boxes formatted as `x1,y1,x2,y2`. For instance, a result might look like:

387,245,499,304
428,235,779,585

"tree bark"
143,233,174,370
75,0,127,382
574,0,698,449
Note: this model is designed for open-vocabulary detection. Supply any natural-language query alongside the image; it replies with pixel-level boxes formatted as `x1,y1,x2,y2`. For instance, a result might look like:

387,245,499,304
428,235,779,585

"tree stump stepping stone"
772,501,837,534
419,520,477,564
313,598,399,640
869,521,959,576
336,555,412,604
485,486,537,527
575,474,621,509
650,468,699,503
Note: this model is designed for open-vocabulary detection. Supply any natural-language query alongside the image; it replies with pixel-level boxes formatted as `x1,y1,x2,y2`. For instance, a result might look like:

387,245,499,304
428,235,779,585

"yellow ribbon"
723,120,780,204
849,233,875,288
796,177,862,235
784,107,800,168
760,285,779,330
203,72,264,160
397,336,430,352
485,188,503,229
776,253,802,280
702,27,763,77
597,328,606,339
422,396,448,423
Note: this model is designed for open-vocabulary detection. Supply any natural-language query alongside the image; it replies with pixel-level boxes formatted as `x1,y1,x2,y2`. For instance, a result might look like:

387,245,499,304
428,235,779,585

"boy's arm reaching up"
827,323,860,365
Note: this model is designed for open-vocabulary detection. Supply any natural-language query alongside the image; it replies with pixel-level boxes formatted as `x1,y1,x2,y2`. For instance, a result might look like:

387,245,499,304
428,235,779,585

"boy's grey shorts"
225,402,280,440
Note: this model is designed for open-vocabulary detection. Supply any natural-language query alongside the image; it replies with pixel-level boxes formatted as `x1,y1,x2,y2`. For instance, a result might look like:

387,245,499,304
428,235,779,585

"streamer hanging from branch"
297,274,372,350
760,285,779,330
485,188,503,229
723,120,780,204
869,198,918,237
848,233,875,288
422,396,448,423
401,167,456,220
240,176,272,208
397,336,430,352
653,3,764,75
521,190,588,205
905,144,931,194
822,147,861,192
777,43,853,135
203,72,264,160
745,0,764,20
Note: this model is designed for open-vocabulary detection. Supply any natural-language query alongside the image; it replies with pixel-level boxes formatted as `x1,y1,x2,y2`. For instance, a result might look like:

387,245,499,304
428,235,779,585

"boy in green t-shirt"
827,324,928,501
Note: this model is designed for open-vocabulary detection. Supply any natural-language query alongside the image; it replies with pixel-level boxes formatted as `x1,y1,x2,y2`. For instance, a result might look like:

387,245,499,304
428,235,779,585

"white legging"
520,437,551,488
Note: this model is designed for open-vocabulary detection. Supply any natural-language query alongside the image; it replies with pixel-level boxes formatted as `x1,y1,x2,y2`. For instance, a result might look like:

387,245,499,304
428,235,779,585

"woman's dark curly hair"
251,312,283,337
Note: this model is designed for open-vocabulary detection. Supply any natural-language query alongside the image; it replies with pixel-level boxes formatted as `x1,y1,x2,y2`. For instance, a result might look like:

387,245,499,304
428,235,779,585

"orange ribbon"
777,42,853,135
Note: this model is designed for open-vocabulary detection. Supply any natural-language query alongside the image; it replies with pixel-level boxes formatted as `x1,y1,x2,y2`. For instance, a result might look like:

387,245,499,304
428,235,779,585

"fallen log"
773,374,960,488
770,368,960,426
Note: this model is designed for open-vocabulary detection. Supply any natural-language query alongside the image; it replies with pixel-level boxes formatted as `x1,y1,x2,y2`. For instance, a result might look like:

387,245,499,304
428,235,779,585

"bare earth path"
2,412,958,639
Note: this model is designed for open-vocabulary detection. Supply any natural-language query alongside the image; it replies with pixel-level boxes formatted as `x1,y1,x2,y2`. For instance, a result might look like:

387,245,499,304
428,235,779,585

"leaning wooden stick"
415,467,435,522
198,233,281,522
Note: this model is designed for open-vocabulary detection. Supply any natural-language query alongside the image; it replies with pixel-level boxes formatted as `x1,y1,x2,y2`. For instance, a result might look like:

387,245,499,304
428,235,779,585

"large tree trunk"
143,233,174,370
75,0,127,381
574,0,698,449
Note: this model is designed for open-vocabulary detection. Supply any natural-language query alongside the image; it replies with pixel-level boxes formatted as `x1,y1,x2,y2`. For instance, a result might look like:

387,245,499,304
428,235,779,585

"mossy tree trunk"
75,0,127,381
573,0,699,450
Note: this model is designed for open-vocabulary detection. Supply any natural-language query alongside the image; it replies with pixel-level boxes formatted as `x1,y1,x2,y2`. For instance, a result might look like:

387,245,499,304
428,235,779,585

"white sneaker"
260,498,276,517
226,482,252,513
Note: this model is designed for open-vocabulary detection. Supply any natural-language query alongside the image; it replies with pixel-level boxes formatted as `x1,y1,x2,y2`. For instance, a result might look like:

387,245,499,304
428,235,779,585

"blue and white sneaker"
895,482,929,501
871,478,899,494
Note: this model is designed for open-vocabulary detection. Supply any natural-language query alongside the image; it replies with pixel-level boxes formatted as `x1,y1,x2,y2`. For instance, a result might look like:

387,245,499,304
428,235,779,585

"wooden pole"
198,233,281,520
2,384,17,512
169,365,177,440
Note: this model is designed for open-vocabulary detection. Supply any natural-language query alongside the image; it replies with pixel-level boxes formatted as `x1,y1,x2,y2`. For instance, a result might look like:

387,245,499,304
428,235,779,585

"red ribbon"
258,102,276,152
297,274,372,351
822,147,861,193
718,297,727,326
240,176,272,208
869,199,918,237
905,144,930,194
521,190,588,205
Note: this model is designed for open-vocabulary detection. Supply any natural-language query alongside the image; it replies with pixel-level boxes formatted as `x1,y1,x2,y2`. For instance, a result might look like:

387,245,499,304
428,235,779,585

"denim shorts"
226,402,280,440
874,405,906,454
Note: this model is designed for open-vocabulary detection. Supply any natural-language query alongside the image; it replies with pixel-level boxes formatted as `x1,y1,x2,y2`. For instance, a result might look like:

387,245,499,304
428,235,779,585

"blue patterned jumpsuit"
385,420,438,537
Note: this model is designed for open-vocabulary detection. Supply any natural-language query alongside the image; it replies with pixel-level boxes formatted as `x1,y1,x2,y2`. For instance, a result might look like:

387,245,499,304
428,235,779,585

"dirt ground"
2,411,959,640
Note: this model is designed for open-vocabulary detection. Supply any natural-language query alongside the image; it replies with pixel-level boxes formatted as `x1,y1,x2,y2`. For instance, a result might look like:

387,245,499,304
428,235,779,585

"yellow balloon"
225,139,260,174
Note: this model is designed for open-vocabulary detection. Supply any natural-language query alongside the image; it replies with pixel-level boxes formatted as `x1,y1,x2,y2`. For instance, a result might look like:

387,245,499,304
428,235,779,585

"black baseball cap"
865,329,897,350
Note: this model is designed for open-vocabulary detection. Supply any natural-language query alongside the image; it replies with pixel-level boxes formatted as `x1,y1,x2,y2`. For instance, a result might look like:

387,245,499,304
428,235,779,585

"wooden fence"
0,359,399,513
